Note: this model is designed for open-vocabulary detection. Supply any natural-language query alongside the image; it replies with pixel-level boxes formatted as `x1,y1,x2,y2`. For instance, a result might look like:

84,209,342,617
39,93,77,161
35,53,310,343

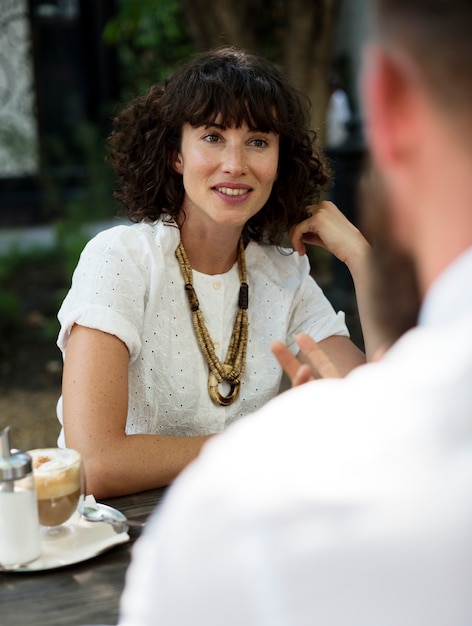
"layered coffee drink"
28,448,83,527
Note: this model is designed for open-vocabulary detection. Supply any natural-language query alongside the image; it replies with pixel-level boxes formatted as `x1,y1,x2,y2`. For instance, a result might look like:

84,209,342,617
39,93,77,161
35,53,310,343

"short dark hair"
107,47,329,245
373,0,472,118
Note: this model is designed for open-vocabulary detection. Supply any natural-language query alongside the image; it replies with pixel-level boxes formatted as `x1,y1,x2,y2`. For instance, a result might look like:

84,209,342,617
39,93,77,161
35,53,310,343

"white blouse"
56,219,348,444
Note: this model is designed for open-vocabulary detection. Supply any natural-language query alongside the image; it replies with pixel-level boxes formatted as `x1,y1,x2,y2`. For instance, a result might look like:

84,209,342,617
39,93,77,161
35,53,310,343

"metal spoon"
80,502,146,532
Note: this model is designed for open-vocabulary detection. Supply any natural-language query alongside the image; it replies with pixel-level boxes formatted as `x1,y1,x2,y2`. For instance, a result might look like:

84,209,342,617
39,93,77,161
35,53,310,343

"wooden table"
0,487,167,626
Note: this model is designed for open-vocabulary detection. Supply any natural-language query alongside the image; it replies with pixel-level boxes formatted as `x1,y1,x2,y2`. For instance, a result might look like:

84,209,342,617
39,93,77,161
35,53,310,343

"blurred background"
0,0,370,450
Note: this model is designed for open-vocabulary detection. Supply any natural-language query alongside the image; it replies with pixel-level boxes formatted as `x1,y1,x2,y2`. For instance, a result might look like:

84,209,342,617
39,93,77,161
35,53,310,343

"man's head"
374,0,472,118
363,0,472,295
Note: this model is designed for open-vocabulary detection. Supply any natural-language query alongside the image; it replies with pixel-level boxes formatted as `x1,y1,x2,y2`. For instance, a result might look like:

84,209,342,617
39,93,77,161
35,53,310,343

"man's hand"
271,334,342,388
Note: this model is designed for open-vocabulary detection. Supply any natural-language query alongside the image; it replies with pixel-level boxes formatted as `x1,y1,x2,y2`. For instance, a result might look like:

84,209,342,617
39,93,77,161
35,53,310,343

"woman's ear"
173,151,184,175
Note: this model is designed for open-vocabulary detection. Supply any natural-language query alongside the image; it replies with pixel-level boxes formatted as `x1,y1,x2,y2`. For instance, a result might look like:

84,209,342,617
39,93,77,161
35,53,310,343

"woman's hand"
290,200,370,270
291,201,388,362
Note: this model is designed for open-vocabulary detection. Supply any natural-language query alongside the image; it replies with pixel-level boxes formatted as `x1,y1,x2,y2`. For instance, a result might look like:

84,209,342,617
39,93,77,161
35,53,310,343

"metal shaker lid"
0,426,33,482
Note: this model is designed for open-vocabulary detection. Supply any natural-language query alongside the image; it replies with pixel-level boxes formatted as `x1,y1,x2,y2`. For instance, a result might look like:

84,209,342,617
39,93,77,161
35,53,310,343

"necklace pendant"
208,370,241,406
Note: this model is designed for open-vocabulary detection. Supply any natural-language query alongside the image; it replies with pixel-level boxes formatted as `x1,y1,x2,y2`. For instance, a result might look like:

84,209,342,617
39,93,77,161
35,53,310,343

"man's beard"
360,166,421,348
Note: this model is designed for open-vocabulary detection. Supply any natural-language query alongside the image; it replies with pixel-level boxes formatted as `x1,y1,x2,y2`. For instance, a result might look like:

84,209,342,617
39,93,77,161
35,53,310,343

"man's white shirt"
118,247,472,626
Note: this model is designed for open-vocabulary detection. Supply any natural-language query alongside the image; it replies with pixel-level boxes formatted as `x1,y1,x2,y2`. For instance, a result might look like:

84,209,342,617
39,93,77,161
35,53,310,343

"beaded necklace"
175,237,249,406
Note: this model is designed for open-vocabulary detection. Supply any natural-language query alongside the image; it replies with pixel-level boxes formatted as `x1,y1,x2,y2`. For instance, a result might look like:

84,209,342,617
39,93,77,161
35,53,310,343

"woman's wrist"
343,233,371,273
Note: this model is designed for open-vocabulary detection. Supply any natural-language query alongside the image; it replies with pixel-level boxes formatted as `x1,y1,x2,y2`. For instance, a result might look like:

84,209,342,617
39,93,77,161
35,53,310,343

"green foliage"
103,0,195,98
0,243,67,389
48,122,124,279
0,246,65,340
40,121,119,222
0,291,20,328
52,221,89,285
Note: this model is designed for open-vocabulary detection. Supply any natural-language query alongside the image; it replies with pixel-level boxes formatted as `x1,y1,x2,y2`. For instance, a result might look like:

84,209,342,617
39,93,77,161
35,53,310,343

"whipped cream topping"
29,448,80,474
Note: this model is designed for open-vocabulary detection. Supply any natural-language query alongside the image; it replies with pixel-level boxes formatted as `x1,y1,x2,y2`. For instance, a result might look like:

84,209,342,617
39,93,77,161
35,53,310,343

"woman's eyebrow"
204,121,225,130
202,121,273,134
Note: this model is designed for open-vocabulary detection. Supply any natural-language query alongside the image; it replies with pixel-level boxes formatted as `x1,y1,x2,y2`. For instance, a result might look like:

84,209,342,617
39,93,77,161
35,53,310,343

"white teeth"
216,187,248,196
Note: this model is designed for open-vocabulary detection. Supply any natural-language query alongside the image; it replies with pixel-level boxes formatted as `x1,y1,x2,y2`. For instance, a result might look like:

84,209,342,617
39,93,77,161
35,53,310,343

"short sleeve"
285,253,349,353
57,226,148,363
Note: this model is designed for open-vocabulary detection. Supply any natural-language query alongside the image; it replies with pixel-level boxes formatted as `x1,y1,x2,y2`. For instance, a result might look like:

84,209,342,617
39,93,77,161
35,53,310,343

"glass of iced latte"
28,448,85,538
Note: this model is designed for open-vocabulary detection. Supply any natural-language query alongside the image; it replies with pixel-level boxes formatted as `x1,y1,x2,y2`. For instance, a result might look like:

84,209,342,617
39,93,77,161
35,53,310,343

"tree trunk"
177,0,340,140
283,0,340,140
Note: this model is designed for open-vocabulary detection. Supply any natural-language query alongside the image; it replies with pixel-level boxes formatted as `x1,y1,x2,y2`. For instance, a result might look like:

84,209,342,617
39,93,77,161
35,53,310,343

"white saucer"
0,499,129,573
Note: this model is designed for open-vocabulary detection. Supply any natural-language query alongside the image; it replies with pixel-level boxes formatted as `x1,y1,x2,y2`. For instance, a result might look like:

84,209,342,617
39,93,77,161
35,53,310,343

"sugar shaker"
0,426,41,569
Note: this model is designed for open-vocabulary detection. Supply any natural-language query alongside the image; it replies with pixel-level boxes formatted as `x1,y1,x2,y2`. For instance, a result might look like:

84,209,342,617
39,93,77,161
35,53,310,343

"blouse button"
213,341,220,350
213,281,221,290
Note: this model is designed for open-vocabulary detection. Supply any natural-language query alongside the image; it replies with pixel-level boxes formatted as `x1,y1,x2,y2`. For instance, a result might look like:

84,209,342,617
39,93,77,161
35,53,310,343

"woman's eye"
250,138,269,148
203,133,220,143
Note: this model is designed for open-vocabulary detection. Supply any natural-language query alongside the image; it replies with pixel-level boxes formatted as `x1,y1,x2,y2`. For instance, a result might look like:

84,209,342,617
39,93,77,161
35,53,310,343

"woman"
57,47,369,498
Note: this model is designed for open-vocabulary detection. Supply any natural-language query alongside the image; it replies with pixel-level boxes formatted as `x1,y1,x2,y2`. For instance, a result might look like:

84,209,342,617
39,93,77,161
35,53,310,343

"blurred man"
117,0,472,624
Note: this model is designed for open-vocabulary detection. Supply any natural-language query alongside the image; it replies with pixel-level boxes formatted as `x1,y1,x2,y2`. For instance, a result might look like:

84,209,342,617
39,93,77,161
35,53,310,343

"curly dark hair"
107,46,330,245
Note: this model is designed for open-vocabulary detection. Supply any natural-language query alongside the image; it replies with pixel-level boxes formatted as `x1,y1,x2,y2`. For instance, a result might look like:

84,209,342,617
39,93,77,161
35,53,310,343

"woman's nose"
221,144,247,175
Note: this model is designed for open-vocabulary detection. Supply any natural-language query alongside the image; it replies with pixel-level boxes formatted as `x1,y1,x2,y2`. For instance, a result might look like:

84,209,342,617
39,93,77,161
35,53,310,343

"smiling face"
173,121,279,233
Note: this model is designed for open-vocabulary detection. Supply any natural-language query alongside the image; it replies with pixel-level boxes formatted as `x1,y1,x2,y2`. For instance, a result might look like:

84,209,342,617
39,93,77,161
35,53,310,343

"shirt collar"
419,246,472,327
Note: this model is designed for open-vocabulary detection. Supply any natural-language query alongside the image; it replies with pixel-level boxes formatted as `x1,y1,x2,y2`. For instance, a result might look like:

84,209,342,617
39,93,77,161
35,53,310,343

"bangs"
185,85,280,133
172,57,290,133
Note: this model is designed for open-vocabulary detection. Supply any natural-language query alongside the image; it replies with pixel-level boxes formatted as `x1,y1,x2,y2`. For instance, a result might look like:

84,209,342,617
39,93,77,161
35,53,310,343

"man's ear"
362,45,420,175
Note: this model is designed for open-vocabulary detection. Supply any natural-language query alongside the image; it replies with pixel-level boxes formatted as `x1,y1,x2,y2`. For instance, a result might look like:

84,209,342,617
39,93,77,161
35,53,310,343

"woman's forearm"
62,324,214,498
73,431,214,499
342,240,386,361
